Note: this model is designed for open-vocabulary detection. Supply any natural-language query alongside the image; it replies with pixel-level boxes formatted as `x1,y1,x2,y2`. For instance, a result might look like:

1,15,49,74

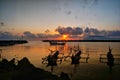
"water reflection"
0,41,120,78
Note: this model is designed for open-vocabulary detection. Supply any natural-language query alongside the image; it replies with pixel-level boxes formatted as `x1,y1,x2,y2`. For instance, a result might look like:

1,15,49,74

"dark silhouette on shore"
46,50,59,72
107,47,114,72
0,57,70,80
60,72,71,80
71,50,81,72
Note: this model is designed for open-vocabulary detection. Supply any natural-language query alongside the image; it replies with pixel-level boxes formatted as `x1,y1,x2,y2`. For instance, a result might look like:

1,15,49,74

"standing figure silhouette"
71,50,81,72
107,47,114,72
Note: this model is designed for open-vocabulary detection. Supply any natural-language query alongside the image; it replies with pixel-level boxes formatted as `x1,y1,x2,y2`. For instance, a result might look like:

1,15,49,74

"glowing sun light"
62,34,68,40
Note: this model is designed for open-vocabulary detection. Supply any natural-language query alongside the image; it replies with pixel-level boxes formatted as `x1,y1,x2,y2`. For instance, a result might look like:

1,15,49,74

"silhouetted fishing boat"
49,41,66,45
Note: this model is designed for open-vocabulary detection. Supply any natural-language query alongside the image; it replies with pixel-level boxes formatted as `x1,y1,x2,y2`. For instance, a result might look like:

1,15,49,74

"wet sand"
41,61,120,80
70,64,120,80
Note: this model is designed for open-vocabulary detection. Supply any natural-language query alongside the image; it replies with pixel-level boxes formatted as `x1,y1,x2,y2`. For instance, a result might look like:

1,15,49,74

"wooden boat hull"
49,41,65,45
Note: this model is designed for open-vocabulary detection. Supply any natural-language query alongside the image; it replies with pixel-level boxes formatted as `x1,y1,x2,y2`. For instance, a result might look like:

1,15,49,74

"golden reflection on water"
0,41,120,67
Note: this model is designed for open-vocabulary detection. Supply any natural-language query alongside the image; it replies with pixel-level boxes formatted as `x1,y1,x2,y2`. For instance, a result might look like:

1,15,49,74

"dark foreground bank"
0,57,70,80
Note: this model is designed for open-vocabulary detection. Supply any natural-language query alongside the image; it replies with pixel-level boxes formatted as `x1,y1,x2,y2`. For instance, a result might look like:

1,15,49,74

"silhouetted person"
42,49,55,64
47,51,59,72
71,50,81,72
107,47,114,72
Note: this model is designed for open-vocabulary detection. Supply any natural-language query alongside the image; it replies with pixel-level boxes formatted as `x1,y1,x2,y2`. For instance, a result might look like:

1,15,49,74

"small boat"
49,41,66,45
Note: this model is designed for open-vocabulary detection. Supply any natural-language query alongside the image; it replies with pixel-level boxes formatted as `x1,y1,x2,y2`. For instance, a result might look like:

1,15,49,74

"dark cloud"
47,34,61,38
37,33,44,38
84,27,120,38
84,27,90,33
107,31,120,36
0,32,13,40
55,26,65,34
92,0,99,5
75,16,78,19
37,33,61,39
0,22,4,26
0,26,120,40
0,32,20,40
80,0,99,5
69,35,80,38
56,26,120,39
56,26,83,35
89,28,100,34
65,10,72,15
73,27,83,34
84,27,103,35
23,31,37,39
0,31,60,40
78,0,99,9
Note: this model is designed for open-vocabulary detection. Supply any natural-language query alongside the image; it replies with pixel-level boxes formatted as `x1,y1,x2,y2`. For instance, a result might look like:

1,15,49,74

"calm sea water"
0,41,120,77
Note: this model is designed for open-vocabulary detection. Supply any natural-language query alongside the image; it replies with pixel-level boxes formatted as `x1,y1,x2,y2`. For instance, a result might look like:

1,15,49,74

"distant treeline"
42,40,120,42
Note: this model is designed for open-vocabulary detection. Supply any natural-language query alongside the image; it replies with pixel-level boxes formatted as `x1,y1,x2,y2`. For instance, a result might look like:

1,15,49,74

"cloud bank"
55,26,120,39
23,31,37,39
0,32,21,40
0,26,120,40
55,26,83,35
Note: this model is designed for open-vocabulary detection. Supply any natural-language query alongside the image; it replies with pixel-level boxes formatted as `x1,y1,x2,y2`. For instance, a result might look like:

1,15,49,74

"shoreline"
42,40,120,42
0,40,28,46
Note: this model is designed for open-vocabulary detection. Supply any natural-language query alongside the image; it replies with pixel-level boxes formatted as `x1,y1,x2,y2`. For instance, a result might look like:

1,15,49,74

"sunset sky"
0,0,120,40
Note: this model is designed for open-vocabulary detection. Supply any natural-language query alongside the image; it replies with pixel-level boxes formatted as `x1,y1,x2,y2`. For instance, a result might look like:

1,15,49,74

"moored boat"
49,41,66,45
